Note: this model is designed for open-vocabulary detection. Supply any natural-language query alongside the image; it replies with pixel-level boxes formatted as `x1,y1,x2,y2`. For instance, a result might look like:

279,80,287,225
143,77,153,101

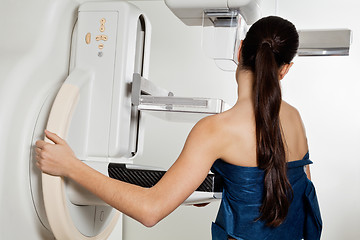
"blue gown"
211,152,322,240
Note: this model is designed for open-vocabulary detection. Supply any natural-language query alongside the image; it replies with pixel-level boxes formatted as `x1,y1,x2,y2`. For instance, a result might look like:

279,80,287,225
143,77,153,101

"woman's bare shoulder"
281,101,306,130
280,101,308,160
281,101,301,117
281,101,307,129
192,112,226,135
190,110,235,144
182,113,230,161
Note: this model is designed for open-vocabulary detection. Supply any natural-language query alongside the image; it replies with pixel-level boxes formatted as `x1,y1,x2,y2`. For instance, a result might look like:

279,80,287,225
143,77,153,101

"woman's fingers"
34,131,77,177
35,147,41,155
35,140,47,149
45,130,65,145
36,160,41,169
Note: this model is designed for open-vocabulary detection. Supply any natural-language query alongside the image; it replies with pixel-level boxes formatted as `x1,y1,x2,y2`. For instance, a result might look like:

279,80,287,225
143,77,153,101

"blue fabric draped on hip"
211,152,322,240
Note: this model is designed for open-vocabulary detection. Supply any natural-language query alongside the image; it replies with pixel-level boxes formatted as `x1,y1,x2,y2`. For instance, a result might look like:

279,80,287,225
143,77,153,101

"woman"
36,16,322,239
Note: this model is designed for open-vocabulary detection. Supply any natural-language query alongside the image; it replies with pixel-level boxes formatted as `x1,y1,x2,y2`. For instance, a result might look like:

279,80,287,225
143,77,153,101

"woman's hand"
35,130,79,177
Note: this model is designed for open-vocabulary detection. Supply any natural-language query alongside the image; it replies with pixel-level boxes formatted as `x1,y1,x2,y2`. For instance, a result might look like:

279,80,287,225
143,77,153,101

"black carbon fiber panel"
108,163,223,192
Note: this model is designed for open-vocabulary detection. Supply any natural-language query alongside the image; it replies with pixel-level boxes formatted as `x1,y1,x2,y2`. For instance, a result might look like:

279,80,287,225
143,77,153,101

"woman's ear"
279,62,293,80
237,40,243,62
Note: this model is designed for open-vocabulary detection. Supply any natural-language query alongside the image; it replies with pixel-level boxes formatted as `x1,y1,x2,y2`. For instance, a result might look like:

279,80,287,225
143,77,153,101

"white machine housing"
35,2,151,240
165,0,262,26
66,2,150,162
165,0,258,72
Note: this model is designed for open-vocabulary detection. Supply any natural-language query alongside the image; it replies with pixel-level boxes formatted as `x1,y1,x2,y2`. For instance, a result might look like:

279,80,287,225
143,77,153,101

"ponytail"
253,41,292,227
241,16,299,227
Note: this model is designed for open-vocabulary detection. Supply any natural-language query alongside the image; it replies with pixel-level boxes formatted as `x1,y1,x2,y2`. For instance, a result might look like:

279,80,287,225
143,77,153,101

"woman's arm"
305,165,311,180
36,117,222,227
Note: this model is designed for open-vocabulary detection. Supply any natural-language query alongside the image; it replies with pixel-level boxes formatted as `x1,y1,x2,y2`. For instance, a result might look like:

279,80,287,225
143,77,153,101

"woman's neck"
236,69,254,102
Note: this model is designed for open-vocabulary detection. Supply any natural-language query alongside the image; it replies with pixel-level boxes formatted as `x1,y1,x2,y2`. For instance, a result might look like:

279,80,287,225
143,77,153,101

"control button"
96,35,108,41
100,25,105,32
100,18,106,24
85,32,91,44
98,44,104,49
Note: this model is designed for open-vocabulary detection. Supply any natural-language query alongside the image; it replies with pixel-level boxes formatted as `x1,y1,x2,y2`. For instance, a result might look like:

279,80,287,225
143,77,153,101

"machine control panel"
68,4,146,161
100,18,106,32
68,11,119,159
78,13,115,58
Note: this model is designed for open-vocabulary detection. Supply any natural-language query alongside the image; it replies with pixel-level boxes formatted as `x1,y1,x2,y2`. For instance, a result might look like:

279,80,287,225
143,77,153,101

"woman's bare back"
211,100,308,167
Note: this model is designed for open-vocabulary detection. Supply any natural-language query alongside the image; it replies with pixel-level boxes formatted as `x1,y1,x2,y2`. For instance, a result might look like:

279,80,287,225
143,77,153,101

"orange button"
98,44,104,49
85,33,91,44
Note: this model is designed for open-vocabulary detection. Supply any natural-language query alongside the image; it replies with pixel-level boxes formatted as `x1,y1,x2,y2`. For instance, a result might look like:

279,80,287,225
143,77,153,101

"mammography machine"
0,0,261,239
0,0,352,239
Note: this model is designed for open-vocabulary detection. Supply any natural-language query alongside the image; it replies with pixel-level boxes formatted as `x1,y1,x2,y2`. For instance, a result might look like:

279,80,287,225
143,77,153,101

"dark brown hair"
241,16,299,227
